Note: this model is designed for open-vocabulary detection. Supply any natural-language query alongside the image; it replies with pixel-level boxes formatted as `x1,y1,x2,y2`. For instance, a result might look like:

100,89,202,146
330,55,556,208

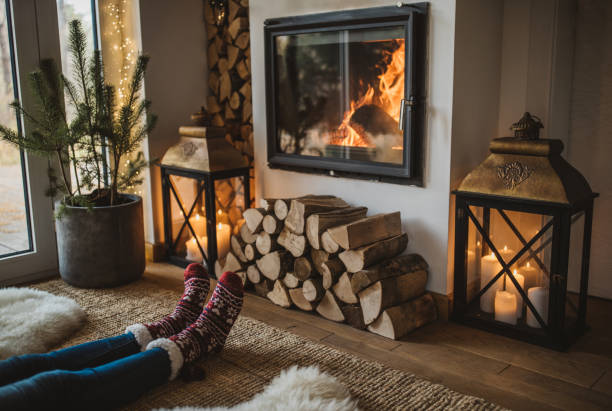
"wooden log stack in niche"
204,0,253,166
216,194,438,340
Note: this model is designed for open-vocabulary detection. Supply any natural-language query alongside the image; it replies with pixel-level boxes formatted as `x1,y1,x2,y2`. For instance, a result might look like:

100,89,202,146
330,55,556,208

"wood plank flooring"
147,263,612,410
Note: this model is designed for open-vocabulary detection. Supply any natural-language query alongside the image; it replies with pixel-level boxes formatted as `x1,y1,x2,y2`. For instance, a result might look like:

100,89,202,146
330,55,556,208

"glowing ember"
329,40,405,148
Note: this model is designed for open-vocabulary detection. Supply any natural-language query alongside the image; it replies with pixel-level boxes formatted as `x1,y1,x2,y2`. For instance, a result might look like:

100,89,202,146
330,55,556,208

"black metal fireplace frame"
264,4,429,186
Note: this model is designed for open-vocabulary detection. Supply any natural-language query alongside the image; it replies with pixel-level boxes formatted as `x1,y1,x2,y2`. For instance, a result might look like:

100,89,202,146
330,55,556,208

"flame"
330,40,405,148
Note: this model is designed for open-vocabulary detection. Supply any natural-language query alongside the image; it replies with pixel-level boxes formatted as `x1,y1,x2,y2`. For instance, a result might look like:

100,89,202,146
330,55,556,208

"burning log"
348,104,402,140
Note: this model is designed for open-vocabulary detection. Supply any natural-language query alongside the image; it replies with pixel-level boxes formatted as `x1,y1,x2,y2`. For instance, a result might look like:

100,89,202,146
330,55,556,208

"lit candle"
480,252,502,313
506,269,525,318
526,287,549,328
520,261,540,290
216,222,231,258
185,237,203,262
188,213,206,238
499,245,514,266
495,290,517,325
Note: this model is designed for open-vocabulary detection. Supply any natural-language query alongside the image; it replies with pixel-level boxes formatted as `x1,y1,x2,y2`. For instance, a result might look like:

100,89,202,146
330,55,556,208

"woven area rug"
32,277,503,411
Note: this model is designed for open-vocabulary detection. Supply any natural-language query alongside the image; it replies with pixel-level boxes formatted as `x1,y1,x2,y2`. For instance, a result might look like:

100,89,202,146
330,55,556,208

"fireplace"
264,4,428,185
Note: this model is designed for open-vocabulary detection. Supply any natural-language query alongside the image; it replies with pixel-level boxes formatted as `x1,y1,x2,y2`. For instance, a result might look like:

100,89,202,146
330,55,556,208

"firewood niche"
204,0,253,167
216,195,437,340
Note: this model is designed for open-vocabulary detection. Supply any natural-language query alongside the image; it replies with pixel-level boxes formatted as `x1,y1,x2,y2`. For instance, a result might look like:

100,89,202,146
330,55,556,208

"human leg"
0,263,209,387
0,347,173,411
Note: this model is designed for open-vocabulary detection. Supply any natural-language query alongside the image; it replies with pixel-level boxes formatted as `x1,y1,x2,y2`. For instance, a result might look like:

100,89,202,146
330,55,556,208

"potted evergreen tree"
0,20,156,287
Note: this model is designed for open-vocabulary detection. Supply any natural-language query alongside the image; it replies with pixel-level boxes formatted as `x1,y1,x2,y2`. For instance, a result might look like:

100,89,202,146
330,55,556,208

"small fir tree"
0,19,156,213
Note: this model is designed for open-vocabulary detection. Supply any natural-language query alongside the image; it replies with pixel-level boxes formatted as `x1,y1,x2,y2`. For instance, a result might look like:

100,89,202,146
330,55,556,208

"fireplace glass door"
275,26,405,165
265,5,427,184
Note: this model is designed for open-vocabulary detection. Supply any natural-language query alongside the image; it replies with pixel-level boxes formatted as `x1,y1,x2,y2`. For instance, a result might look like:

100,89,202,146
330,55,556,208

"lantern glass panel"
168,175,207,262
465,205,553,329
566,212,585,322
212,176,248,259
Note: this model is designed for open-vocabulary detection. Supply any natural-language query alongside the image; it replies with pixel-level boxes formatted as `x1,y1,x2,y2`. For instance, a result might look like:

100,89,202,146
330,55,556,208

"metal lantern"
159,121,250,273
452,113,597,350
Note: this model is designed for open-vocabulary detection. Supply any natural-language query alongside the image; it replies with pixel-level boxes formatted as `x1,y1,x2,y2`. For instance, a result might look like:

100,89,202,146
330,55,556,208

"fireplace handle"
399,97,416,131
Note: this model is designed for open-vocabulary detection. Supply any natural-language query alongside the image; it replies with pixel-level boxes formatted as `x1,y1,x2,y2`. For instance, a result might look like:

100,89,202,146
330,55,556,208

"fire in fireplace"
265,4,428,184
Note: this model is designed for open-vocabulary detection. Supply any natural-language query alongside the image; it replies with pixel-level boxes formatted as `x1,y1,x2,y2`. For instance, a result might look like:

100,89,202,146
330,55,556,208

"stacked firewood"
216,195,438,340
204,0,253,163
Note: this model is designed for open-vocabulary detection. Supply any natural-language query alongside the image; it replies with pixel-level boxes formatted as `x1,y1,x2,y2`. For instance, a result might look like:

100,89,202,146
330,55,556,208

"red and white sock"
147,271,243,379
126,263,210,349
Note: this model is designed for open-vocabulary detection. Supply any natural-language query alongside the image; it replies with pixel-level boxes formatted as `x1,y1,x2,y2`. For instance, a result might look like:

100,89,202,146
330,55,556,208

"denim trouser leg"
0,347,170,411
0,332,140,386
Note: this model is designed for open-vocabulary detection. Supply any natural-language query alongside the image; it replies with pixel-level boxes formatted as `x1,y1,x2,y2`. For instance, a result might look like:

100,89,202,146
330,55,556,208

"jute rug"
31,277,503,411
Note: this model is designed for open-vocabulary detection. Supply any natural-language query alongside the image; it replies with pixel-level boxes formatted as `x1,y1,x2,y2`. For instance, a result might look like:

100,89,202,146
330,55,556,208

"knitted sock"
126,263,210,349
147,271,243,379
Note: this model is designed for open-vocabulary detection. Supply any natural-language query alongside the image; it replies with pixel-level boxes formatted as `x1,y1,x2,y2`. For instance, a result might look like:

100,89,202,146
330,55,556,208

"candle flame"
503,245,508,252
477,241,481,247
195,214,200,220
527,262,531,268
191,237,196,244
217,210,222,215
513,269,517,275
490,252,495,258
218,222,222,229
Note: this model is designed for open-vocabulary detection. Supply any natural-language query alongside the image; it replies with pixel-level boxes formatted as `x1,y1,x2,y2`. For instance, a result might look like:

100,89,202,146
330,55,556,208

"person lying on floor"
0,264,243,410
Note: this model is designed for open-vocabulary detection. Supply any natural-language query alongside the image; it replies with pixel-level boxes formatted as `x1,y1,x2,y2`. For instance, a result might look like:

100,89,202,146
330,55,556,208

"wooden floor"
147,262,612,410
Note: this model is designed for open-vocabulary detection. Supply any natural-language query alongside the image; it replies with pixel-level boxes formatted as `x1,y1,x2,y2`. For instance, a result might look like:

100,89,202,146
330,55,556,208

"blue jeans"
0,332,171,410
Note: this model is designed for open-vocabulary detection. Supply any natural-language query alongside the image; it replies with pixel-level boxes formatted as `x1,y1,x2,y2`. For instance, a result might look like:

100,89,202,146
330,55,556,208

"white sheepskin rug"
162,365,358,411
0,287,86,359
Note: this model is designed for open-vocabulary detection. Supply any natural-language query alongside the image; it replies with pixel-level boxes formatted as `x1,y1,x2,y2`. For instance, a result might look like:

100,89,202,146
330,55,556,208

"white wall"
139,0,208,242
566,0,612,299
250,0,457,295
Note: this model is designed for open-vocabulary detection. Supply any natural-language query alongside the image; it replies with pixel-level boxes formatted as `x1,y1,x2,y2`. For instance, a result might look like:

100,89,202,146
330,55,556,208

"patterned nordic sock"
146,271,243,379
126,263,210,350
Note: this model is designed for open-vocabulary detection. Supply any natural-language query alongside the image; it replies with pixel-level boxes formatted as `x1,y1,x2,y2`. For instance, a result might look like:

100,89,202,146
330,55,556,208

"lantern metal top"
456,114,593,206
160,125,248,173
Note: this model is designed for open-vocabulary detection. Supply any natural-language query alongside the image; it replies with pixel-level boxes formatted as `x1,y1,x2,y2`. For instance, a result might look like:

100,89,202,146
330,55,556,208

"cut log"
223,251,244,274
277,228,307,257
302,278,325,303
327,212,402,250
293,256,313,281
236,59,250,80
243,208,265,233
255,232,279,255
285,197,349,235
219,71,231,102
359,269,428,325
242,100,252,122
218,57,229,73
235,31,250,49
207,43,219,69
368,293,438,340
235,271,247,286
316,291,345,322
341,304,366,329
227,44,241,69
229,91,241,110
230,235,247,263
246,264,261,284
332,272,358,304
214,257,226,278
310,249,331,276
339,233,408,273
321,231,340,254
239,82,252,101
306,206,368,249
240,222,257,244
244,243,260,261
228,17,249,40
289,288,315,311
351,254,428,294
267,280,291,308
261,198,276,213
283,272,301,289
254,278,274,297
256,250,292,281
321,258,345,289
262,214,282,235
228,0,246,21
207,95,222,114
274,199,290,220
208,71,220,95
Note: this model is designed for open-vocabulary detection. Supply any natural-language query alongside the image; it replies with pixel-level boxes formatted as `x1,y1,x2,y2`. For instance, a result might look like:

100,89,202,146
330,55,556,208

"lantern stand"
159,113,251,275
452,113,598,350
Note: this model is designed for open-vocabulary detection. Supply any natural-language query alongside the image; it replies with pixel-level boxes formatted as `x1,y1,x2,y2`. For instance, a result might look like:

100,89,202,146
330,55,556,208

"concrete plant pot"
55,194,145,288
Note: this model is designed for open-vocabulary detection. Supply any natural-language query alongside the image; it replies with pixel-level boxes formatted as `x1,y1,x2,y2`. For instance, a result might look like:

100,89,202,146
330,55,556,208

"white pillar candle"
185,237,203,262
188,213,206,238
480,252,502,313
506,269,525,318
216,222,231,258
520,261,540,290
526,287,549,328
495,290,517,325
